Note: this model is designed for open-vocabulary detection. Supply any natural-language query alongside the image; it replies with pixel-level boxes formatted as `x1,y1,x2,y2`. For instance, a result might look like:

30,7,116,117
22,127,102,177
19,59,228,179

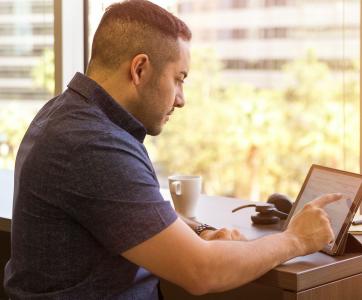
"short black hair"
87,0,192,75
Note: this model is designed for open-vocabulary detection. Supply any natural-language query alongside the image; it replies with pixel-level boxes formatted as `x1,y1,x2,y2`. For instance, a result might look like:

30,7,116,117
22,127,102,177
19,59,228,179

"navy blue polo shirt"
4,72,177,299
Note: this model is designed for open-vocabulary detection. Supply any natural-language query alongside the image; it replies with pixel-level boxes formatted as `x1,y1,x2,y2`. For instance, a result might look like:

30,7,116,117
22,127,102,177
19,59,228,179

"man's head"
87,0,192,135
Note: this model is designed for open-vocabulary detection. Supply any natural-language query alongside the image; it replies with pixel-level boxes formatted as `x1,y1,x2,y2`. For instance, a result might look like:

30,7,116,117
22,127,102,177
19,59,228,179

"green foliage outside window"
0,47,359,202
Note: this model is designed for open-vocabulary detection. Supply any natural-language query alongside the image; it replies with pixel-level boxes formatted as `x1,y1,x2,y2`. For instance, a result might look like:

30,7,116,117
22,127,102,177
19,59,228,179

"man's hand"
285,193,343,256
199,228,247,241
176,213,247,241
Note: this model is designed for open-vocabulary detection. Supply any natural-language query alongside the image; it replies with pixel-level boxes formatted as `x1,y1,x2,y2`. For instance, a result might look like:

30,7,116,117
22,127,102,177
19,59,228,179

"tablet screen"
285,165,362,254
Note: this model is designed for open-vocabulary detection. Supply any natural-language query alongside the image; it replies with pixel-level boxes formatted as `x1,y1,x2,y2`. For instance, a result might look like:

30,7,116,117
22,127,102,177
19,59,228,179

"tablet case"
335,233,362,255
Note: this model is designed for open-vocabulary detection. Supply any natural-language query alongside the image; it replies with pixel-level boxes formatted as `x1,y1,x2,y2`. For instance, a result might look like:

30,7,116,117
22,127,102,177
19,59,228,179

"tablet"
283,164,362,255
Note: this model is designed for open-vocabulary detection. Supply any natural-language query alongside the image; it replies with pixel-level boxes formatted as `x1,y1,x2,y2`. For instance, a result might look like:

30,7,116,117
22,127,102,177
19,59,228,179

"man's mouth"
165,109,174,122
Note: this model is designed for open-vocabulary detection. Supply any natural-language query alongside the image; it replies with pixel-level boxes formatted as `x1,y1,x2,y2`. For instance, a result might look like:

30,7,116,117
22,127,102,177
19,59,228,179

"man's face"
139,39,190,136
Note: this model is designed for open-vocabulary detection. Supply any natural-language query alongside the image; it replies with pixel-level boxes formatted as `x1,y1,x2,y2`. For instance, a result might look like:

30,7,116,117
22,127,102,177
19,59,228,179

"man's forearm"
176,214,302,293
198,231,300,293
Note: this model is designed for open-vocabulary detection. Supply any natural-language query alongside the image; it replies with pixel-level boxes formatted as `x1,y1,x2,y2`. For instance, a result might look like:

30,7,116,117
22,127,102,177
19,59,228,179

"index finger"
310,193,343,208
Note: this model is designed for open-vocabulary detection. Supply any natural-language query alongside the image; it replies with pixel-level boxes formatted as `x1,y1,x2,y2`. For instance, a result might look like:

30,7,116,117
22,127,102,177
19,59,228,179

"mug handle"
171,181,182,196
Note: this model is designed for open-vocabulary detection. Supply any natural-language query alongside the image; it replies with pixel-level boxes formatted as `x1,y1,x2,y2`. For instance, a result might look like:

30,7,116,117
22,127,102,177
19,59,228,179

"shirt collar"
67,72,147,143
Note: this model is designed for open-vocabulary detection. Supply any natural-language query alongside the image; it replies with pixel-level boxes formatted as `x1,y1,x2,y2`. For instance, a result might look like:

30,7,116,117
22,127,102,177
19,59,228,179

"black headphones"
232,193,293,225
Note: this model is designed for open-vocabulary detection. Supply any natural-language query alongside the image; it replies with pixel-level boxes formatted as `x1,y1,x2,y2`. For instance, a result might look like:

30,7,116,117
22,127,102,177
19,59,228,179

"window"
0,0,54,170
0,0,359,204
86,0,361,202
173,0,360,200
231,28,248,39
177,1,193,13
86,0,360,201
264,0,289,7
260,27,288,39
230,0,248,9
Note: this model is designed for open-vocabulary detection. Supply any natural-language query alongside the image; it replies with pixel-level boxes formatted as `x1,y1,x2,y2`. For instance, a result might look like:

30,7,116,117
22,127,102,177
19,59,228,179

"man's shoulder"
34,89,134,147
23,88,150,175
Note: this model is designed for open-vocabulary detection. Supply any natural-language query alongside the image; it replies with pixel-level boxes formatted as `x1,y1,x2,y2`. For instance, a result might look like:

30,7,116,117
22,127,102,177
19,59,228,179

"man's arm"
122,193,341,295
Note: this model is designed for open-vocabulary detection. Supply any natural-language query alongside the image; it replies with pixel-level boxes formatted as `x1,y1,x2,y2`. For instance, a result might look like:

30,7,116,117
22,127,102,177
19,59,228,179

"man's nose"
174,93,185,108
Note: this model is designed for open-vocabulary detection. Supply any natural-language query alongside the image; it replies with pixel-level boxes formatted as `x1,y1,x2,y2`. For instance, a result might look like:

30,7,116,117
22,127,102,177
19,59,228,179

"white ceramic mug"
168,175,202,218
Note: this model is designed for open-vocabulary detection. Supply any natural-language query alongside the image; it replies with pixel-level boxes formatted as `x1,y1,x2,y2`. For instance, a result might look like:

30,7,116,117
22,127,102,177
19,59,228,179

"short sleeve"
60,132,177,254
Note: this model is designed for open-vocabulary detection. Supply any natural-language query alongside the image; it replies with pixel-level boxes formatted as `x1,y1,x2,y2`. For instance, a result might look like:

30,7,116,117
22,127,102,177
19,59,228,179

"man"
4,0,341,299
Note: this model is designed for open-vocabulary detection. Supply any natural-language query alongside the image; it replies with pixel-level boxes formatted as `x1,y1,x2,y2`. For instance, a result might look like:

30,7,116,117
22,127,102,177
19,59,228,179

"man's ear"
130,54,150,86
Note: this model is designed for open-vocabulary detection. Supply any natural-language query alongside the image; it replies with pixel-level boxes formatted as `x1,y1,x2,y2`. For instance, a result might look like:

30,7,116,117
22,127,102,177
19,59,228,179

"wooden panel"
0,218,10,233
257,252,362,291
0,231,11,298
160,280,284,300
162,273,362,300
283,273,362,300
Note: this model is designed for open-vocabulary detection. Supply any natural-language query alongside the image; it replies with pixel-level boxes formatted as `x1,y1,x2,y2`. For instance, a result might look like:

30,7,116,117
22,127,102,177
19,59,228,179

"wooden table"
2,190,362,299
160,193,362,300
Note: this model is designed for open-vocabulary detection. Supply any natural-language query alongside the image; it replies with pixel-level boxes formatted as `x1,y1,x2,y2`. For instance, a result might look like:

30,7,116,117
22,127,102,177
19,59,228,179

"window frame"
54,0,87,94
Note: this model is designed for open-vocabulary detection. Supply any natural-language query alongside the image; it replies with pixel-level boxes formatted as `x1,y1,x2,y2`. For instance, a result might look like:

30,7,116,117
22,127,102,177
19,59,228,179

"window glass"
88,0,360,201
0,0,54,170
